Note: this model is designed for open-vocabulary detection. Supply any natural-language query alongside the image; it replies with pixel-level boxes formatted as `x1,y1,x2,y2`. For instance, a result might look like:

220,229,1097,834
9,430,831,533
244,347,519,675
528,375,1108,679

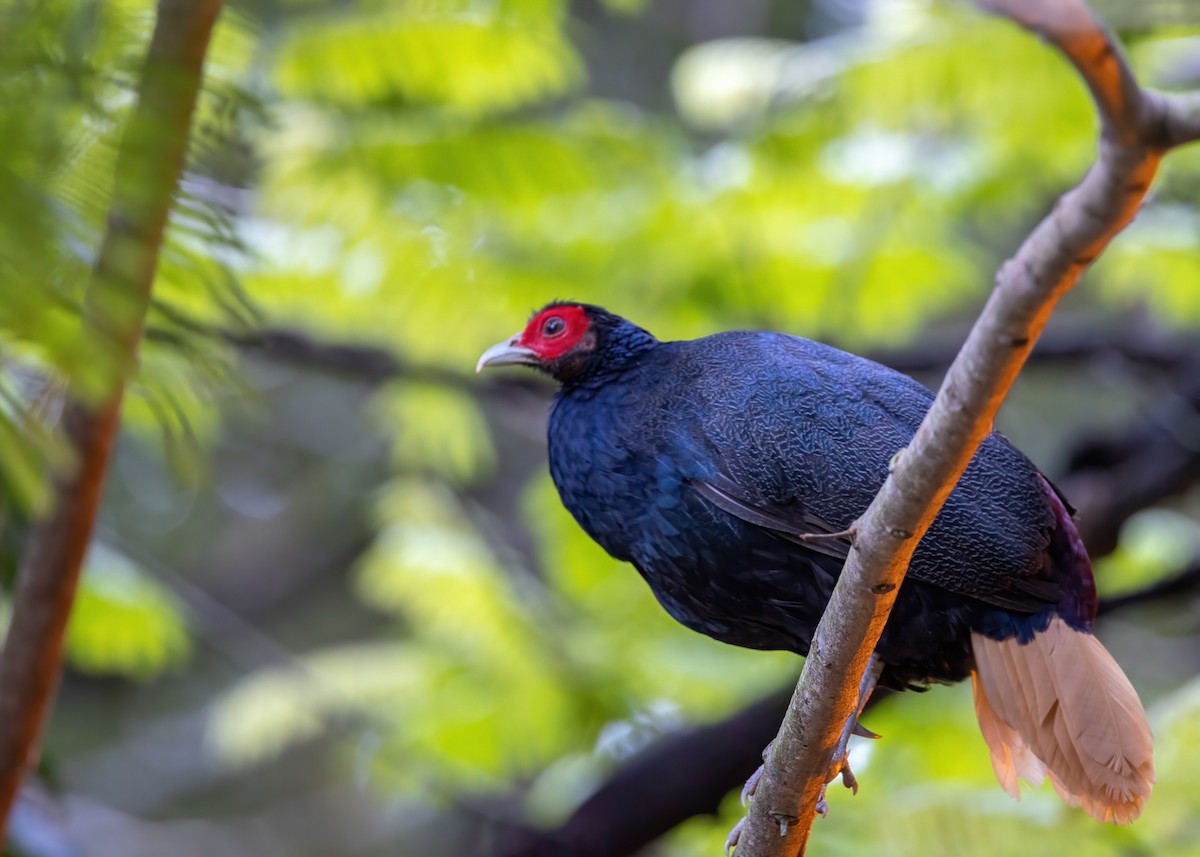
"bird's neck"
561,324,659,390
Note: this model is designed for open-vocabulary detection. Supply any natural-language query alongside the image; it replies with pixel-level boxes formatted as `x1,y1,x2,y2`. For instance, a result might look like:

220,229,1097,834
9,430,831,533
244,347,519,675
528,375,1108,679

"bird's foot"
740,765,763,807
725,818,745,855
815,745,860,817
729,657,882,845
727,742,774,852
725,809,799,853
816,654,883,816
739,740,773,806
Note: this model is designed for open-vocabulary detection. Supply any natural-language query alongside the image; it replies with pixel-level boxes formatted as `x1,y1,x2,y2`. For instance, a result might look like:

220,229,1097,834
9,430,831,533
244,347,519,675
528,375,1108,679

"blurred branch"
1161,91,1200,146
151,316,1198,398
491,690,792,857
493,559,1200,857
735,0,1200,854
146,314,548,396
1097,562,1200,616
0,0,223,837
868,319,1198,375
1064,364,1200,555
978,1,1141,141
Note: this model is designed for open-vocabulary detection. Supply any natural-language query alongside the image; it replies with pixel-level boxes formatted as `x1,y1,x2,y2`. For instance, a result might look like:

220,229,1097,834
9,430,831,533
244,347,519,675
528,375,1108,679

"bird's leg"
727,655,883,851
725,741,773,854
739,740,772,806
815,652,884,817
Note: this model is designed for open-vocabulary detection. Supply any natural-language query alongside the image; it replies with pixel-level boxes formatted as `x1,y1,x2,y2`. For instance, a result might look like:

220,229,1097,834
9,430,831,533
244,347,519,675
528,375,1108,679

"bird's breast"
547,389,705,562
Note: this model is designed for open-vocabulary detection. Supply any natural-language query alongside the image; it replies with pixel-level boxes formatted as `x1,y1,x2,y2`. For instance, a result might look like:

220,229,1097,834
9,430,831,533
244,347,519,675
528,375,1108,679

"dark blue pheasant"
477,302,1153,823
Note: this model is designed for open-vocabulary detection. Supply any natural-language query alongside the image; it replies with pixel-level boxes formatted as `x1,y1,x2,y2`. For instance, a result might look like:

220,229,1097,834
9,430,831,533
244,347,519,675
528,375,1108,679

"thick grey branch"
734,3,1200,856
979,0,1143,142
1158,91,1200,147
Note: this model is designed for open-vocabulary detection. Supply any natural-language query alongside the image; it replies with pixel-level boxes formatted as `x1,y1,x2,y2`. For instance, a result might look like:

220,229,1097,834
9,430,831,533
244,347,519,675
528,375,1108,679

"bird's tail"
970,617,1154,824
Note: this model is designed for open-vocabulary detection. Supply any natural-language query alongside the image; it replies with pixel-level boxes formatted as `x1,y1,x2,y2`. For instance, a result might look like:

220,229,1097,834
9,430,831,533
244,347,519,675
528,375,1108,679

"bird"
476,301,1154,824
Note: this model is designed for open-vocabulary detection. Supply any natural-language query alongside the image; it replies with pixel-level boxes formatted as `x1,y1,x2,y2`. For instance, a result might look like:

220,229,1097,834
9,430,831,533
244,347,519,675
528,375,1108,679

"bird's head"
476,302,656,384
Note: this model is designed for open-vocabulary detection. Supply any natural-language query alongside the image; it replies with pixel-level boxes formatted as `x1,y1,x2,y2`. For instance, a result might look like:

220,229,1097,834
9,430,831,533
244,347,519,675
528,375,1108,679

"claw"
725,818,745,855
851,721,881,740
730,744,771,851
796,526,857,545
815,653,882,814
841,761,859,796
815,746,858,818
741,764,763,807
733,655,883,838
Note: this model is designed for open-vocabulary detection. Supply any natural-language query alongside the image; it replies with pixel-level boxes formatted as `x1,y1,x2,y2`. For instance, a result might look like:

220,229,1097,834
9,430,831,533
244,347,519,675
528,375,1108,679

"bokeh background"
4,0,1200,854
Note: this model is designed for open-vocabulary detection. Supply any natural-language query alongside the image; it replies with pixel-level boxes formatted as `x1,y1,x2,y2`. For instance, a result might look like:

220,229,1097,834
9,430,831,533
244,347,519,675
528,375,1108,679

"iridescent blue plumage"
480,302,1153,821
541,306,1091,689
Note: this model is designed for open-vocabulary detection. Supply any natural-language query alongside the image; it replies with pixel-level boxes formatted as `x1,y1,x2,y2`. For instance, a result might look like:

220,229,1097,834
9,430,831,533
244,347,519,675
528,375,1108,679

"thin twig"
734,2,1200,855
0,0,223,834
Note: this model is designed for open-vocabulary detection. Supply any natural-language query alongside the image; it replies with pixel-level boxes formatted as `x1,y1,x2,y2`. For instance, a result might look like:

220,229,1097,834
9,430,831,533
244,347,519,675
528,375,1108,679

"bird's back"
549,330,1067,684
483,303,1147,819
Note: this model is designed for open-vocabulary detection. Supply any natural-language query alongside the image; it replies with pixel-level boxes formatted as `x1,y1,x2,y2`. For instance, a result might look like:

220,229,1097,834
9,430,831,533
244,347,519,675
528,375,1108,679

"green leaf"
1094,509,1200,597
274,13,582,113
373,382,494,484
66,544,192,681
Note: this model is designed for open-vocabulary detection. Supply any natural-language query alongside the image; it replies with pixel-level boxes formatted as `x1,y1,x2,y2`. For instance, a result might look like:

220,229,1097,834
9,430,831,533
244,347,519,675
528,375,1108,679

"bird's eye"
542,316,566,337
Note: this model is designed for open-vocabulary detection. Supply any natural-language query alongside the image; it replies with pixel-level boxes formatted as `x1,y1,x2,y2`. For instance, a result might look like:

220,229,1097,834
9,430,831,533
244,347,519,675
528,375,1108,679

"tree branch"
0,0,223,835
491,691,792,857
735,2,1200,855
867,318,1197,375
1096,563,1200,617
1065,364,1200,555
489,554,1200,857
1159,91,1200,147
487,381,1200,857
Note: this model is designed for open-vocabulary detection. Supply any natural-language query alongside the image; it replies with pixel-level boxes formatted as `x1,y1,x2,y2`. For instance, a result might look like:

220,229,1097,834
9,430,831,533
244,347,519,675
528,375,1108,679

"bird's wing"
654,333,1060,612
691,471,852,561
694,468,1060,613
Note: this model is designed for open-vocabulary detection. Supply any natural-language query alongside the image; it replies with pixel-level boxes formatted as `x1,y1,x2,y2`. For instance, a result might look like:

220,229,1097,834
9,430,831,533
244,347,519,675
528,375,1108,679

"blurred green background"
3,0,1200,854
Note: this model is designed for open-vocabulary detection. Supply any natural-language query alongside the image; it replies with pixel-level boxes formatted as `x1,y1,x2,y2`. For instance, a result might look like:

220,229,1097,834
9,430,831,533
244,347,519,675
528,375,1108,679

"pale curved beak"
476,333,537,373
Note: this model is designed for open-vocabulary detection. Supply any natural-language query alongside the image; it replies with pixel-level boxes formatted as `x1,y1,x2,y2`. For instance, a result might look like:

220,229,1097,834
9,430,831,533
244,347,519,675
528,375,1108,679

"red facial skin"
518,305,591,362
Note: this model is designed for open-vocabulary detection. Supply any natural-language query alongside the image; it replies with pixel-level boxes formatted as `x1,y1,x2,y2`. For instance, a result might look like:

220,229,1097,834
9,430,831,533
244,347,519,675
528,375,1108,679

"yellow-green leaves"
1094,510,1200,597
1145,677,1200,856
209,478,583,788
66,546,191,680
209,642,438,768
0,0,261,504
275,13,582,114
0,379,71,514
1097,199,1200,324
377,383,494,483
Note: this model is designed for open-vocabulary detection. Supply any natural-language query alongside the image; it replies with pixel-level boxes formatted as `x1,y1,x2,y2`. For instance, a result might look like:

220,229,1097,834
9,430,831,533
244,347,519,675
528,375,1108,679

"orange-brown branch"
0,398,122,820
734,2,1200,855
0,0,223,834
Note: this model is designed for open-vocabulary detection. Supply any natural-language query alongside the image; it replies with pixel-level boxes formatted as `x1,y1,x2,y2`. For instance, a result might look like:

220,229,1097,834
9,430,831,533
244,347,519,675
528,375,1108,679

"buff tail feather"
971,617,1154,824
